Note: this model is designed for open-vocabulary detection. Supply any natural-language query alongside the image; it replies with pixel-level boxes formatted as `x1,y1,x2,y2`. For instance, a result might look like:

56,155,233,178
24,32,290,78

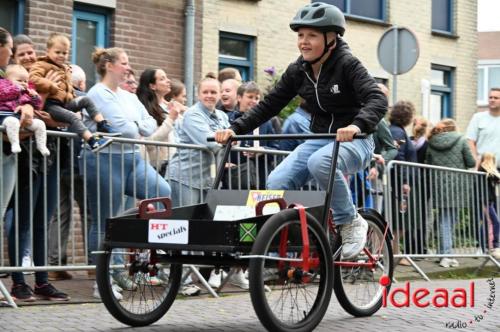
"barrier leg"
0,280,17,308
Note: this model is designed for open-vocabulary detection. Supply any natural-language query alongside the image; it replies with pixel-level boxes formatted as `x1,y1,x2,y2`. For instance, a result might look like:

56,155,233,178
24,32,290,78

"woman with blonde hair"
478,152,500,259
411,116,430,163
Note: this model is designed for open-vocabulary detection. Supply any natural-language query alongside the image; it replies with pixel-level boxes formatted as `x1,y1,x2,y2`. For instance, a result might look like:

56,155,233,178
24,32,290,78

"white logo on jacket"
330,84,341,94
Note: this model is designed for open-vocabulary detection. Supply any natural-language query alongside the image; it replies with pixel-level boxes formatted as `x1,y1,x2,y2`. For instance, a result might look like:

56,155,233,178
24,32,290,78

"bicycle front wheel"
249,209,333,332
333,211,393,317
96,246,182,326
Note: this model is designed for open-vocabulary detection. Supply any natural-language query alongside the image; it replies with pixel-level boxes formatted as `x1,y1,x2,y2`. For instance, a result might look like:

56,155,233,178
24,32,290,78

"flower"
263,66,276,77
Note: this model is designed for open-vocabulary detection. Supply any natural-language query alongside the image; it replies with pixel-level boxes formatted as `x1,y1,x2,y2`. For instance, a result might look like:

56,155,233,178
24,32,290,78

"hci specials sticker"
148,219,188,244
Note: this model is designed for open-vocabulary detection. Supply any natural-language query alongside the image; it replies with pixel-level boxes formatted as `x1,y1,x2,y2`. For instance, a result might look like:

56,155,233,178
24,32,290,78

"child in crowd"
29,33,115,152
478,152,500,259
0,64,50,156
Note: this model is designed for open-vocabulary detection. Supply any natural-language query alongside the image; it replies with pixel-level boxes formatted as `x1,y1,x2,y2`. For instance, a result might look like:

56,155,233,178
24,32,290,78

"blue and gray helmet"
290,2,346,36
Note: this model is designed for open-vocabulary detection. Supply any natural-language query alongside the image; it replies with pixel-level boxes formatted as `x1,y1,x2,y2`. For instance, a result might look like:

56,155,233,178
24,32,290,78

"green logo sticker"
240,223,257,243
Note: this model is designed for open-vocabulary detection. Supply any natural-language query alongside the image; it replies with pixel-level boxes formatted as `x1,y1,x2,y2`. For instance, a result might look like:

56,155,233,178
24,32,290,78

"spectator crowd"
1,24,500,303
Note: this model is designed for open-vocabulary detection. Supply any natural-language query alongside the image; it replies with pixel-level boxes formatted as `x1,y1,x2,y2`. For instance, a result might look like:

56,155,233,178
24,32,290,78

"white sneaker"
439,257,453,268
229,270,249,290
340,214,368,260
22,256,34,275
490,248,500,260
263,268,279,281
449,259,459,267
208,269,227,288
93,282,123,301
180,284,201,296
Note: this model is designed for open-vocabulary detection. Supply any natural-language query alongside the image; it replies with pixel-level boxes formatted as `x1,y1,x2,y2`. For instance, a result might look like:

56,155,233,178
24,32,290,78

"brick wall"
200,0,307,91
22,0,200,82
199,0,477,131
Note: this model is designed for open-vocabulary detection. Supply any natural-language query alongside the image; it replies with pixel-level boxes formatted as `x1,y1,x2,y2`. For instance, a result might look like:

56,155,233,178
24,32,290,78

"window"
432,0,453,33
313,0,386,22
72,8,108,89
430,65,454,123
477,64,500,105
0,0,25,35
219,32,255,81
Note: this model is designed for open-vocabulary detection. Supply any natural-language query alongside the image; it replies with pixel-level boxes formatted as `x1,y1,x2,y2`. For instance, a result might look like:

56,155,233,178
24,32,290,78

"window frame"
477,62,500,106
431,0,455,36
0,0,25,35
72,7,109,88
312,0,387,24
430,64,454,119
218,32,255,81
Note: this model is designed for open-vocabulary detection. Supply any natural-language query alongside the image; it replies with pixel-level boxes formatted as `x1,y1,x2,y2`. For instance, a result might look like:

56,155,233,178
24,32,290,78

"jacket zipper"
304,64,335,133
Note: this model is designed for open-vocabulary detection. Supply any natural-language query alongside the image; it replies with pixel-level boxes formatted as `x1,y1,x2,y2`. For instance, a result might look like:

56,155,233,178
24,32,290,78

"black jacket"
230,38,387,135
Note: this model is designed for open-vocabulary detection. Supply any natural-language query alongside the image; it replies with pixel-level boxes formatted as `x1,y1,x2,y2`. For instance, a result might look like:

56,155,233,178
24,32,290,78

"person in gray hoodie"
425,118,476,268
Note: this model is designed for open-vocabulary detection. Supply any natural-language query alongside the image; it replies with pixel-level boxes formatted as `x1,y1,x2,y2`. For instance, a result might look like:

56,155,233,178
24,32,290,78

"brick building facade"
5,0,202,85
199,0,477,129
3,0,477,127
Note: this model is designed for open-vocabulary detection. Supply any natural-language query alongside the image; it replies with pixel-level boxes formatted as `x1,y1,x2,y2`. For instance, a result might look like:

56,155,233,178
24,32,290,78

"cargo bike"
95,134,394,332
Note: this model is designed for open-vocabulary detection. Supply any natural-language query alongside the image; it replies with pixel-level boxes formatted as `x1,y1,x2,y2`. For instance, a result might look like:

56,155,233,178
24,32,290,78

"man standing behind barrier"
467,88,500,169
467,87,500,258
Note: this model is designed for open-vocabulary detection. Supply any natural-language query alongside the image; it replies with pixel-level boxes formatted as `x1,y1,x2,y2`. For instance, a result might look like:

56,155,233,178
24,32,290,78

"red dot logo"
379,275,391,286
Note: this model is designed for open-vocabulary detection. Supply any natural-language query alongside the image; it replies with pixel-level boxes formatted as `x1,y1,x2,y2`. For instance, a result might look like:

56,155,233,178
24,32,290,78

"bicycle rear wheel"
333,210,393,317
249,209,333,332
96,246,182,326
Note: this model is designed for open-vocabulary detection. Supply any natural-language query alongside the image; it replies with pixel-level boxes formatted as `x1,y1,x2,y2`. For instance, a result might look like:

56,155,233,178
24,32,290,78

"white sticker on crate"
148,219,189,244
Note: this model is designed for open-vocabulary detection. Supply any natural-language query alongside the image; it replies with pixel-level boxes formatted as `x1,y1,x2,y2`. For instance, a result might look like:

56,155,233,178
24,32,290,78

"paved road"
1,278,498,332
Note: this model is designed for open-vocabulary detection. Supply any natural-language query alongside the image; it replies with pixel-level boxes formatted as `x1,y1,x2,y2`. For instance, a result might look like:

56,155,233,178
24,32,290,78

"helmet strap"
308,32,336,65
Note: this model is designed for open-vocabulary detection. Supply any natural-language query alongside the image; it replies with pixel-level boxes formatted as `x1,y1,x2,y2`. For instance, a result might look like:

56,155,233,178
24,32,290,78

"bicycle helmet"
290,2,346,64
290,2,346,36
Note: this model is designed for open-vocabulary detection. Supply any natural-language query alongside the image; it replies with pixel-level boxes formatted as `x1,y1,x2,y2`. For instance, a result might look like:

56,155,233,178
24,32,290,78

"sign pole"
392,26,398,105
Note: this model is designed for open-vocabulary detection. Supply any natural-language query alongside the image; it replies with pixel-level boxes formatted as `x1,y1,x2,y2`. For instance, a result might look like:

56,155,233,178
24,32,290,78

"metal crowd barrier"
1,130,499,306
384,160,500,280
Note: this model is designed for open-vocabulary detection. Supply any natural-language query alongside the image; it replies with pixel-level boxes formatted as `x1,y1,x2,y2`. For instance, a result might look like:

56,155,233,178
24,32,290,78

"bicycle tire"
96,245,182,327
249,209,334,332
333,210,393,317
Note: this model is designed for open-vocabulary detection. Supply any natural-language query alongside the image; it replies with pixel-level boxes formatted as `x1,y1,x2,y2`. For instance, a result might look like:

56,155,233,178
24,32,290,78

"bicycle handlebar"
207,133,367,142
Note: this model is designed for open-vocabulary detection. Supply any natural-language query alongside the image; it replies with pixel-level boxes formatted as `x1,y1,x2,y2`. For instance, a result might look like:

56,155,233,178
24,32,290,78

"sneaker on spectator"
34,283,70,301
22,255,34,275
88,136,113,153
263,268,280,282
48,271,73,281
11,283,35,302
140,275,162,286
93,282,123,301
96,120,121,137
490,248,500,260
181,284,201,296
439,257,453,268
208,269,227,289
228,269,249,290
340,214,368,260
113,272,137,291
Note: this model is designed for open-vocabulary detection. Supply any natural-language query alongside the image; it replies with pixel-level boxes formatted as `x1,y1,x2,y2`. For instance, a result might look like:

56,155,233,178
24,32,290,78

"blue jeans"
9,163,58,285
439,207,457,255
170,180,206,207
267,137,374,225
1,152,16,219
80,152,171,263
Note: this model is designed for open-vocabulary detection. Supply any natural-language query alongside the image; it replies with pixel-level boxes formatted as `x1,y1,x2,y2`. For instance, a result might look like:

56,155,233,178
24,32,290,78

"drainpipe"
184,0,195,106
